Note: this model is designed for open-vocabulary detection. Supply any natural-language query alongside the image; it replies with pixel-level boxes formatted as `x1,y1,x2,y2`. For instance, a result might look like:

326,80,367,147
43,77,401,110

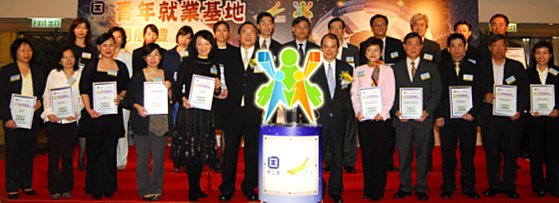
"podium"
258,125,323,203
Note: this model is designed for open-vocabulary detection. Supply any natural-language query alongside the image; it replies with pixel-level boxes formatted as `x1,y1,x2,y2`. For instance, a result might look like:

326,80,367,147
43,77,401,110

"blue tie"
327,63,335,99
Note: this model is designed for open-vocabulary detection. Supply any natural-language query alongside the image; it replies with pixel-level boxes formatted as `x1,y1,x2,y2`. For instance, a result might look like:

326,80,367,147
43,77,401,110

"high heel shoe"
7,193,19,199
22,189,37,196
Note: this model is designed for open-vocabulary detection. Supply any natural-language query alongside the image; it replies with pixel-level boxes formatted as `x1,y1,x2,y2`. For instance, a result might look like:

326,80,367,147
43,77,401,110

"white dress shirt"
114,48,133,78
492,59,505,85
336,40,349,60
407,57,420,82
537,65,548,84
259,37,272,50
41,69,84,124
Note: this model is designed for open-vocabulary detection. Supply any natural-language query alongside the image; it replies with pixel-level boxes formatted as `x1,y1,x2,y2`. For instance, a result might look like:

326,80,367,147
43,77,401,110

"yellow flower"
340,71,353,82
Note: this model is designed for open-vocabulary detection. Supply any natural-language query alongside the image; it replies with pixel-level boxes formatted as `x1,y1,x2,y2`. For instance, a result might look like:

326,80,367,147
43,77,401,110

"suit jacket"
526,65,559,111
310,60,353,124
391,59,442,128
282,40,320,66
441,45,483,66
340,43,360,69
421,38,442,64
359,36,405,65
434,58,482,122
477,58,529,125
0,63,46,124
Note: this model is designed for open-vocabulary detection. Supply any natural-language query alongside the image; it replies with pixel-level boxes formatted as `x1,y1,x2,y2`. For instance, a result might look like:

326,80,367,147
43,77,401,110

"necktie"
455,61,460,77
262,39,267,49
327,63,335,99
411,61,416,80
298,43,305,58
371,67,379,87
243,49,249,71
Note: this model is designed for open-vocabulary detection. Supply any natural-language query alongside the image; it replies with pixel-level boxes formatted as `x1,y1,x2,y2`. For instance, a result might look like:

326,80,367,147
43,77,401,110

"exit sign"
508,23,517,32
31,18,61,28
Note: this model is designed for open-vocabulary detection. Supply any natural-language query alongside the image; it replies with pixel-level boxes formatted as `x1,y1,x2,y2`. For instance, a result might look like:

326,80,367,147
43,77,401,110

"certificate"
93,81,118,115
10,94,36,129
493,85,517,117
188,74,216,111
144,82,168,115
449,86,473,118
530,84,555,115
399,87,423,119
50,87,74,118
359,87,383,120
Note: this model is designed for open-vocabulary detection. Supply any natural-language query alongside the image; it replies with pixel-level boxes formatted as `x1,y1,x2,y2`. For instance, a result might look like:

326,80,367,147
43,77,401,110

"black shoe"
92,194,102,200
218,193,233,202
387,164,399,172
440,191,452,199
363,194,370,199
331,195,343,203
370,197,381,202
463,191,480,199
104,192,114,197
344,166,356,173
551,192,559,197
7,193,19,199
536,191,546,197
198,192,208,198
189,194,199,202
416,192,429,201
483,188,500,196
515,164,521,170
504,190,519,198
393,190,412,198
51,193,61,200
323,165,331,171
244,192,258,201
23,189,37,196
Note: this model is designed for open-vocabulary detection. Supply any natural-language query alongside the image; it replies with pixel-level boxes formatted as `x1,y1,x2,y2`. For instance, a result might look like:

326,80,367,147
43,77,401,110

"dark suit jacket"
477,58,529,125
310,60,353,124
526,65,559,111
282,40,320,66
341,43,360,69
441,45,483,66
0,63,46,124
434,58,482,122
391,59,442,128
359,36,405,65
421,38,442,64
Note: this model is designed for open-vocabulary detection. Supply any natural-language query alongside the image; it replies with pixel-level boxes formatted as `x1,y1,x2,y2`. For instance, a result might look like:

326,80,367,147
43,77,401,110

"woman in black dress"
0,38,45,200
173,30,224,201
79,33,129,200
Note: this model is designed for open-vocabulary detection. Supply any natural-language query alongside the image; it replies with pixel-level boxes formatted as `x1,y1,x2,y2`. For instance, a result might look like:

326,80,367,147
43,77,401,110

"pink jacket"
350,64,395,120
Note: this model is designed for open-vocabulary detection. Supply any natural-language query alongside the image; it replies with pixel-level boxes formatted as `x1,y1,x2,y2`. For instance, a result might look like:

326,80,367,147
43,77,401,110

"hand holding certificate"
51,87,74,119
493,85,517,117
188,74,216,111
144,82,168,115
449,86,473,118
359,87,383,120
93,81,118,115
10,94,36,129
399,88,423,119
530,84,555,116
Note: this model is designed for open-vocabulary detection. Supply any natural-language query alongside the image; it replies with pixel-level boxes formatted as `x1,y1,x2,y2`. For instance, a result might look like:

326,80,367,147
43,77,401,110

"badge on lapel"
420,72,431,80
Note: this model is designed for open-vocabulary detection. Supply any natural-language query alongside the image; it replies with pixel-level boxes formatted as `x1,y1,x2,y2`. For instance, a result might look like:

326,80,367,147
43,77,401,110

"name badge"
549,68,558,76
67,77,76,86
390,51,399,59
423,53,434,61
107,70,118,77
420,72,431,80
467,58,477,64
273,55,277,62
357,70,365,77
210,66,218,75
82,52,92,59
10,74,20,82
180,51,189,58
463,74,474,81
345,56,355,63
505,75,516,84
153,77,163,82
79,63,85,70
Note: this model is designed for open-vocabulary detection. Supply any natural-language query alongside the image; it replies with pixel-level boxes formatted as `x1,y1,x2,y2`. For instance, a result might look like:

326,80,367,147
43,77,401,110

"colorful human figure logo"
293,1,314,22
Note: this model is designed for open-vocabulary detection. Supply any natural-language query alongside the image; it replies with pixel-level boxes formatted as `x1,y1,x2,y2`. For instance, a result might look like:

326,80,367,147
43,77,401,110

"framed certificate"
449,86,473,118
93,81,118,115
399,87,423,119
9,94,36,129
493,85,517,117
188,74,216,111
144,82,168,115
359,87,383,120
50,86,74,118
530,84,555,115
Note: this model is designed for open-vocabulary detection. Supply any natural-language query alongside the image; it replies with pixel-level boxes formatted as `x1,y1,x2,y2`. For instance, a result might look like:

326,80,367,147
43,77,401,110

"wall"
0,0,78,18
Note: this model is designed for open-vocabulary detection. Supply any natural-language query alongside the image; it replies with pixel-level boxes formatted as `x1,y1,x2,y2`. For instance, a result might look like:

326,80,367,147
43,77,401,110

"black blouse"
70,42,98,69
79,58,130,106
175,57,221,105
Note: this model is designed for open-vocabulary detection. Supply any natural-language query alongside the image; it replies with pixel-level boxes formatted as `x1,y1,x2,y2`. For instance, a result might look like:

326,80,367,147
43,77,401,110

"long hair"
67,17,92,45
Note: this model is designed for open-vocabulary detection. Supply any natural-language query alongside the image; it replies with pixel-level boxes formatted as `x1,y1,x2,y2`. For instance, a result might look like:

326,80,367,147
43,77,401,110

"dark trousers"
325,111,357,168
46,122,77,194
186,164,203,195
85,136,119,194
358,120,390,198
136,135,167,196
4,126,38,192
395,124,432,193
527,116,559,194
387,126,397,166
481,116,522,191
439,120,477,193
219,108,259,194
321,120,345,197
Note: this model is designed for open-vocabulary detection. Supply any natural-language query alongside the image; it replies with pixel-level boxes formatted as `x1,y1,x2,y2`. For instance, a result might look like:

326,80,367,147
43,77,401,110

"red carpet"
0,145,557,202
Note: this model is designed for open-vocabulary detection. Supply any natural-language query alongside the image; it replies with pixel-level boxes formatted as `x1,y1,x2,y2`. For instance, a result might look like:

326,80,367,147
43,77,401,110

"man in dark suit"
324,17,359,174
442,21,483,65
359,14,406,66
435,34,481,199
410,13,441,64
256,12,282,60
479,14,522,62
218,22,268,202
310,33,353,203
392,32,442,201
477,34,528,199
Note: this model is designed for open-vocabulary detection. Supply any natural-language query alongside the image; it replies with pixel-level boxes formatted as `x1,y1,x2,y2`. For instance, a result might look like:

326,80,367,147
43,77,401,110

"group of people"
0,10,557,203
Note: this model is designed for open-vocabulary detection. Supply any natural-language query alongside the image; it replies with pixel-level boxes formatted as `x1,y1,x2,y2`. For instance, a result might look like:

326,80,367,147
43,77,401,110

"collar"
296,39,308,46
407,57,420,66
259,36,271,45
241,46,255,54
536,64,549,73
341,40,348,49
492,59,506,68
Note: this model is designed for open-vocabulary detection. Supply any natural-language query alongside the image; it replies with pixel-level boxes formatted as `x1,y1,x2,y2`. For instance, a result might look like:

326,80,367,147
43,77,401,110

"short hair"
403,32,423,44
328,17,346,29
10,38,33,62
190,30,217,58
488,34,508,46
237,21,257,35
143,24,159,45
108,26,127,48
410,13,429,28
67,17,92,45
175,26,194,43
490,13,510,25
292,16,311,28
446,33,466,47
454,20,472,31
213,21,230,33
257,12,274,24
96,33,115,46
320,33,339,48
55,45,78,71
531,40,554,67
370,14,389,27
361,37,384,53
141,43,164,67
